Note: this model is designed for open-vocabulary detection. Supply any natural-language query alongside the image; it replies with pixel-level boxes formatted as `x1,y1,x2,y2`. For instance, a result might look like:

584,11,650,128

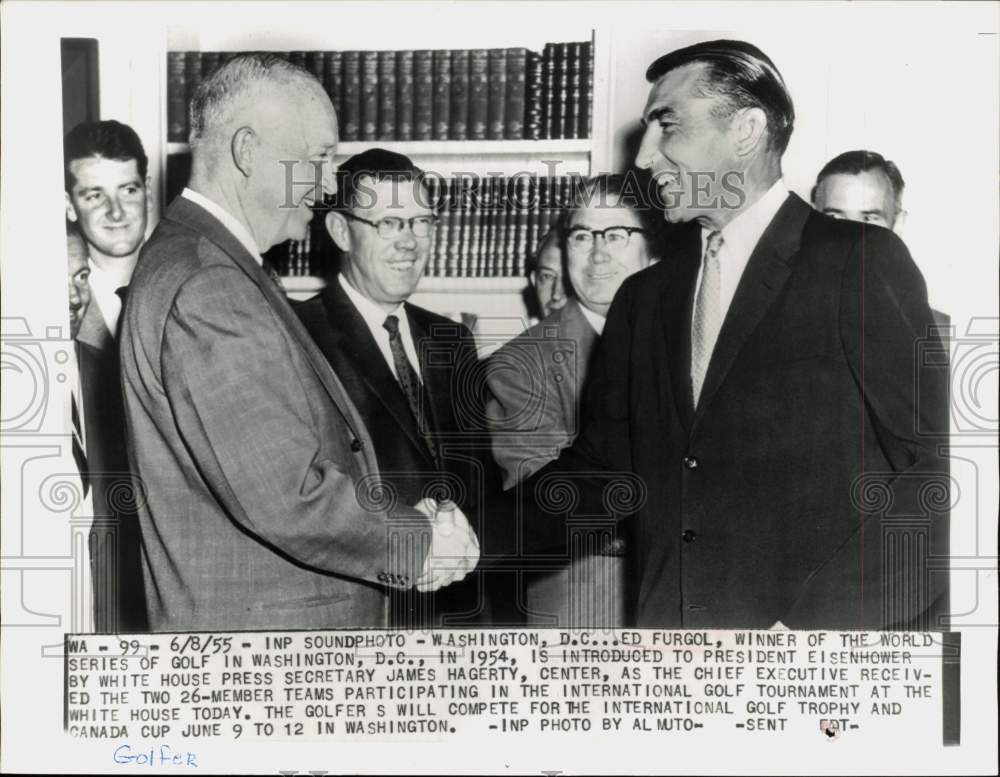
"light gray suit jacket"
485,300,598,490
119,196,431,632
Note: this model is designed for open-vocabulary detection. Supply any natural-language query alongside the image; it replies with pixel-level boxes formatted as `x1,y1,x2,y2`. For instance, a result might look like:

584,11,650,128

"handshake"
412,498,480,592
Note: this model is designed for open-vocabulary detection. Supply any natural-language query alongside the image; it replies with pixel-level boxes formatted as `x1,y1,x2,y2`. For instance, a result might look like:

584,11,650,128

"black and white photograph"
1,1,997,774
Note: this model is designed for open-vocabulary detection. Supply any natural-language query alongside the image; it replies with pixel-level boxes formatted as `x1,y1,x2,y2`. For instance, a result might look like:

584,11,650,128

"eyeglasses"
344,213,438,239
566,226,646,252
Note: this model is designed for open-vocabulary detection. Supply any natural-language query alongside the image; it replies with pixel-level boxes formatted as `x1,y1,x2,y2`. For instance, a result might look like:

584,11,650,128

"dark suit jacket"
512,193,950,630
296,279,503,627
76,303,148,632
119,197,432,632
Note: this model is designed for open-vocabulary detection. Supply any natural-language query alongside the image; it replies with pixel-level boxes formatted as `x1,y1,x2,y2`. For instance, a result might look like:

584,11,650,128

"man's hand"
413,499,480,592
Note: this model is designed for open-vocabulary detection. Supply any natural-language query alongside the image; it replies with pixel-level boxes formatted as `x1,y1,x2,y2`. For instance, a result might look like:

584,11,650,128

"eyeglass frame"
565,225,648,252
342,212,439,239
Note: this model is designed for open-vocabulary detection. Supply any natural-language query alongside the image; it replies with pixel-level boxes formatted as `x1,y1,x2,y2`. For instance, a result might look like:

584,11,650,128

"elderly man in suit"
120,54,477,632
507,40,949,630
486,174,658,627
297,148,498,628
64,119,150,632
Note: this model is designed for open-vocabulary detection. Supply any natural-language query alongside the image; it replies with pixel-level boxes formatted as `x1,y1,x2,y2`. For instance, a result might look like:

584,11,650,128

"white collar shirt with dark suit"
499,192,950,631
295,277,504,627
119,194,432,632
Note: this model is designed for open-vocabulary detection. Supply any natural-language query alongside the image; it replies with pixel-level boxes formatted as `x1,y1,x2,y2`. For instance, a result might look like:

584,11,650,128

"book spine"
449,49,469,141
457,177,474,277
324,51,343,124
425,175,440,276
431,177,449,277
487,49,507,141
306,51,325,84
476,178,493,277
200,51,222,81
413,50,434,141
467,179,483,277
565,42,582,140
514,175,531,276
495,177,510,277
525,49,544,141
360,52,379,141
341,52,361,141
468,49,489,141
504,47,527,140
446,177,464,277
289,51,308,70
432,50,451,141
395,50,414,141
552,43,570,139
377,50,396,140
540,43,557,140
167,53,187,143
526,175,541,272
503,177,518,276
578,41,593,139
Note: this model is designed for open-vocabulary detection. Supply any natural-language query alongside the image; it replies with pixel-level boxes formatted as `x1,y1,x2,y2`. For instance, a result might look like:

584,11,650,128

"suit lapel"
320,284,434,463
558,300,598,396
166,198,372,465
660,223,702,432
76,296,113,352
693,194,809,421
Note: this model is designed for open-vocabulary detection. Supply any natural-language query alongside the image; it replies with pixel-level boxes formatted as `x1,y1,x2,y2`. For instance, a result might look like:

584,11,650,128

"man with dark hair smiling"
509,39,949,631
297,148,495,628
63,119,150,632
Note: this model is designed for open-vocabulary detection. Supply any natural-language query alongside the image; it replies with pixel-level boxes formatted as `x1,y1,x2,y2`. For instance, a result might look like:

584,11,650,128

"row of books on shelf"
167,41,593,144
265,174,580,279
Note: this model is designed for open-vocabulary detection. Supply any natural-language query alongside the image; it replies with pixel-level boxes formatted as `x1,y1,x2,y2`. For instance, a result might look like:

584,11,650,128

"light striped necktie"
691,230,724,407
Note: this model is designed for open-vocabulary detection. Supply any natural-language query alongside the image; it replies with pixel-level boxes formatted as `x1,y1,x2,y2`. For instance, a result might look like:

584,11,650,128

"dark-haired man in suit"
120,55,477,632
297,148,501,628
64,119,151,632
512,39,949,630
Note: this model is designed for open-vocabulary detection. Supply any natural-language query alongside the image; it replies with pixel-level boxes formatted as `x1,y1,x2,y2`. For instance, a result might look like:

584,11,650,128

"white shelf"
281,275,527,294
167,139,591,157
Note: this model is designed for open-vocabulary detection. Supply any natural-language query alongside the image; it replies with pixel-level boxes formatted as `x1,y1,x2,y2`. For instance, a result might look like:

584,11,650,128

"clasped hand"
412,498,480,592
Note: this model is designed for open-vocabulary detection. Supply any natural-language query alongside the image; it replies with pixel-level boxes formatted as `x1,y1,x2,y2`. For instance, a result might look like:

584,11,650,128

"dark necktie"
115,285,128,341
71,387,89,497
382,314,438,465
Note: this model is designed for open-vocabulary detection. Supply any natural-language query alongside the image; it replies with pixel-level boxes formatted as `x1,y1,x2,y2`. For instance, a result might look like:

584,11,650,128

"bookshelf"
150,25,612,332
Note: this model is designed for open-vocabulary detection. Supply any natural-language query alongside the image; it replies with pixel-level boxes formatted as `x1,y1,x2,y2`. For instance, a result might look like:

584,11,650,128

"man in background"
813,149,948,326
486,174,658,627
524,227,569,323
120,55,476,632
63,119,150,632
298,148,498,628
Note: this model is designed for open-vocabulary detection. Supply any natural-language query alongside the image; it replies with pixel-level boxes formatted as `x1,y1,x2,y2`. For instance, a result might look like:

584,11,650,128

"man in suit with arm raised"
504,39,949,630
119,54,477,632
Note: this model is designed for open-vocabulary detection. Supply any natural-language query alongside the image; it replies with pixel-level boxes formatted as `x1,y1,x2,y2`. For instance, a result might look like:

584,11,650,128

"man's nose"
550,280,565,301
68,282,80,306
590,237,613,262
321,160,338,199
395,226,418,248
635,124,660,170
106,194,125,221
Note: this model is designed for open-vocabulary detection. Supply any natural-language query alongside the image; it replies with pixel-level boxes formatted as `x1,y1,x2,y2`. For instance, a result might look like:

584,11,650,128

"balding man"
120,54,477,632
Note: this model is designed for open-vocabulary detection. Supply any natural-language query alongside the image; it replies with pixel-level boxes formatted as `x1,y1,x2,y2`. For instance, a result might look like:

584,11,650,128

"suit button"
350,439,363,452
377,572,389,582
682,529,697,543
683,456,698,469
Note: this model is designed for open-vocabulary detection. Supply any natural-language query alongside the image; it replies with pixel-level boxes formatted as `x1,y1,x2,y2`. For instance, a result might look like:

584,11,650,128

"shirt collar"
577,301,606,336
338,273,405,329
181,187,263,266
707,178,789,258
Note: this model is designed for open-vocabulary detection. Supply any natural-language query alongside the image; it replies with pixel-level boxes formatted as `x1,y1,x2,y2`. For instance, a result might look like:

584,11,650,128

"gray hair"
188,52,319,148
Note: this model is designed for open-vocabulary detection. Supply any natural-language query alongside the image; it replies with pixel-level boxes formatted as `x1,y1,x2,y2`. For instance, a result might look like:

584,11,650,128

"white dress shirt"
693,179,790,321
338,274,423,382
181,188,263,266
86,260,124,337
578,302,607,336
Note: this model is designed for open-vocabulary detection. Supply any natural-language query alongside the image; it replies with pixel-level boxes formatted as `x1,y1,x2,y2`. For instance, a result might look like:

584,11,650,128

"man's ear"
143,174,153,219
326,211,352,252
731,106,768,158
65,192,78,223
892,208,907,237
231,126,256,178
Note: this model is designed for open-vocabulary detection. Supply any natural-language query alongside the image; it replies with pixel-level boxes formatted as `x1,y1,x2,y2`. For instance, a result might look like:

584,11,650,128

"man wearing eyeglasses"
485,174,658,626
297,148,499,628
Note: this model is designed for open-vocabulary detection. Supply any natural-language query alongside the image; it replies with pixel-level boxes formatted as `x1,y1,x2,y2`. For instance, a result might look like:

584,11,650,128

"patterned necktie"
691,230,724,407
383,314,438,465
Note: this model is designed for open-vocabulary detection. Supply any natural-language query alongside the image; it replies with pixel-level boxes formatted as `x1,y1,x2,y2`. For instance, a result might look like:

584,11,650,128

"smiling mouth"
588,271,618,281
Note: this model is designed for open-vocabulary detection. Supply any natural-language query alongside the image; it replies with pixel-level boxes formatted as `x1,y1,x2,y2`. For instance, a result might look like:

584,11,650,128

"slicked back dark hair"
330,147,427,212
813,149,905,205
646,39,795,154
64,120,148,192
